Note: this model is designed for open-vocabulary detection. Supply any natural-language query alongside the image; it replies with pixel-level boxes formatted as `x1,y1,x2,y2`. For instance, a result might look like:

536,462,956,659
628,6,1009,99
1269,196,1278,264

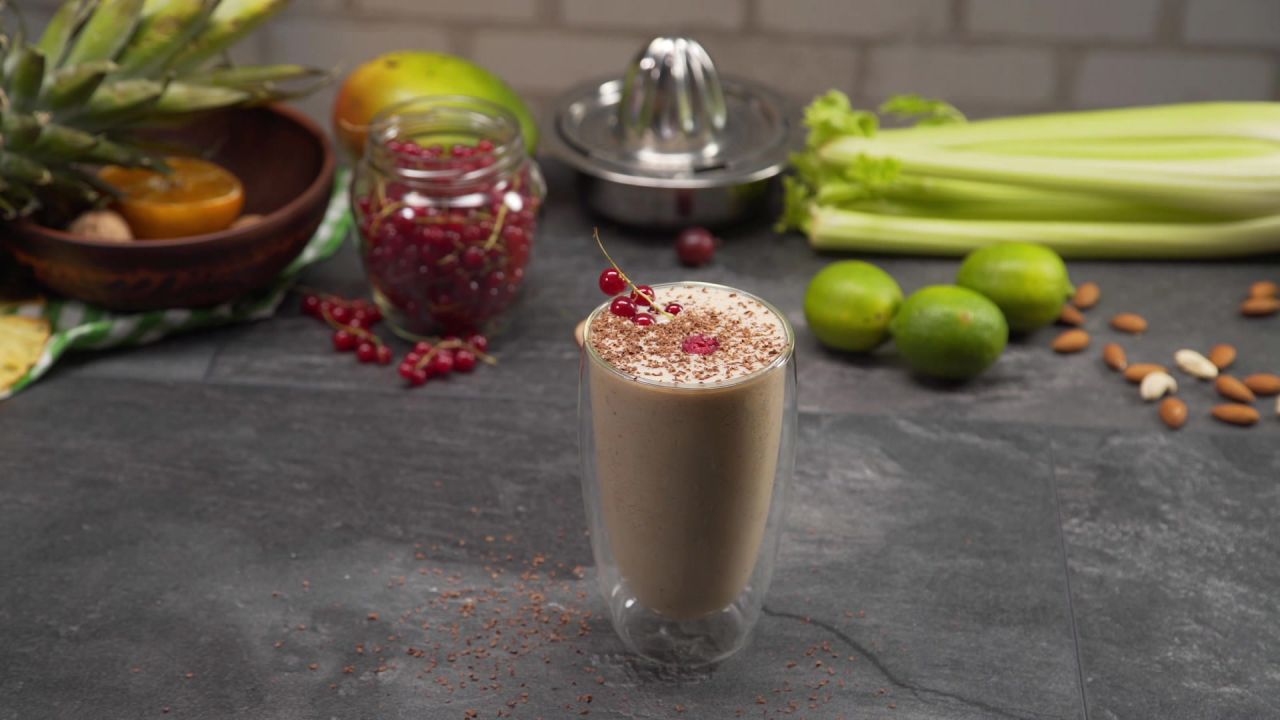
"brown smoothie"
586,283,791,620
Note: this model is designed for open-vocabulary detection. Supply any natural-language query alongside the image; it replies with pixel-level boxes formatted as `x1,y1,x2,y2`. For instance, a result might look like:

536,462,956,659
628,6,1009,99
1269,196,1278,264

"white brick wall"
1184,0,1280,49
562,0,745,31
756,0,950,39
18,0,1276,130
967,0,1161,41
1075,51,1276,107
867,45,1057,108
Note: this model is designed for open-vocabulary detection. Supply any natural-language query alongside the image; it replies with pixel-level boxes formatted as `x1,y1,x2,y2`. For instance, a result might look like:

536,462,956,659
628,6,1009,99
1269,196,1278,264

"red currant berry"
356,342,378,363
610,296,636,318
462,246,486,269
302,295,322,317
676,227,717,267
376,346,393,365
631,285,654,307
664,303,682,315
682,334,720,355
633,312,654,326
405,352,422,366
398,362,417,380
431,351,455,376
330,305,353,324
598,268,627,296
409,368,429,386
454,349,477,372
465,334,489,353
413,341,434,355
476,139,495,153
333,330,358,352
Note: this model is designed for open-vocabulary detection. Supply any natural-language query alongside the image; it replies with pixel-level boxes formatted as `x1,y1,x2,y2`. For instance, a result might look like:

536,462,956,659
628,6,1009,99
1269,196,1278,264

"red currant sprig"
397,334,494,387
593,229,675,324
302,290,393,365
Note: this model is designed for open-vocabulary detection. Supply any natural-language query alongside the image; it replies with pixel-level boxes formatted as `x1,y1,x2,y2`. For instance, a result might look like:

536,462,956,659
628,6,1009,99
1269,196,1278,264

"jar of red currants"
352,96,545,340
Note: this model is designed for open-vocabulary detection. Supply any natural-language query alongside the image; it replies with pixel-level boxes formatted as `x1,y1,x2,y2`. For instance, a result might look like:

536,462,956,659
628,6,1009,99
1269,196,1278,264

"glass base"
605,580,757,667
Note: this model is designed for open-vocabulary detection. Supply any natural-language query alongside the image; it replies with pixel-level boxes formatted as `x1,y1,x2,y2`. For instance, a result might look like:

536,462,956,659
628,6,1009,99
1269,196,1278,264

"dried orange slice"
100,156,245,240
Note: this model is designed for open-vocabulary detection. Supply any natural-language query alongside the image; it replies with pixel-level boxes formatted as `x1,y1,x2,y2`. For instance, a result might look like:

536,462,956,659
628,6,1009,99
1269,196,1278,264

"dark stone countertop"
2,161,1278,720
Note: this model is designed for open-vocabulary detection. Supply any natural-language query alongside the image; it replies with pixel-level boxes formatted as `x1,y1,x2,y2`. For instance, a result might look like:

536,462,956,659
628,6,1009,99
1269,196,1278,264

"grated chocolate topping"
588,285,789,385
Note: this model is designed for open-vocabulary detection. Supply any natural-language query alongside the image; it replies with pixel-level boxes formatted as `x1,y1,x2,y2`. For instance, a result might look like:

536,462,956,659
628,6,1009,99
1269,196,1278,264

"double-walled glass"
578,282,797,666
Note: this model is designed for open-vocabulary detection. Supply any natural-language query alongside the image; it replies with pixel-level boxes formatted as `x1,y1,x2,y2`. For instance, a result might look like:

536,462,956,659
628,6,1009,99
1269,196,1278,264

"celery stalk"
807,205,1280,259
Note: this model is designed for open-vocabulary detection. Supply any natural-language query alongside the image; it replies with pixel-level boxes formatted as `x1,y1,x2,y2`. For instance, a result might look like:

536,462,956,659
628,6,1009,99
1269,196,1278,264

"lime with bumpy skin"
956,242,1073,333
890,285,1008,380
805,261,904,352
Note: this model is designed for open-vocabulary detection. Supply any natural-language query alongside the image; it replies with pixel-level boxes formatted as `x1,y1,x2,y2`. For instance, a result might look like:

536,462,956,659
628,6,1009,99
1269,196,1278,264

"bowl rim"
15,103,336,250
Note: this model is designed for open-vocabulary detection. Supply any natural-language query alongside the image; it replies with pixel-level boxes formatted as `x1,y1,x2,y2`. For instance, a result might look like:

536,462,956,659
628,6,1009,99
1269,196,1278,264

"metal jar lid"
550,36,796,191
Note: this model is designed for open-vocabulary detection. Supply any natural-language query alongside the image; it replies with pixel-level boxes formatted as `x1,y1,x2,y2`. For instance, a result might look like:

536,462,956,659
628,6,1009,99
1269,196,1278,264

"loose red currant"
454,349,477,372
682,334,720,355
610,296,637,318
633,312,654,326
631,285,654,306
356,342,378,363
302,295,322,317
676,227,717,267
333,330,358,352
465,334,489,353
598,268,627,296
664,303,682,315
376,346,393,365
431,351,455,376
329,305,352,324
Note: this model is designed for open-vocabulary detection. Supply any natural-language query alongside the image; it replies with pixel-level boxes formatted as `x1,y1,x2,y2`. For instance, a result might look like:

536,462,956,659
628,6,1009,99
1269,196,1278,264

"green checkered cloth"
0,170,352,400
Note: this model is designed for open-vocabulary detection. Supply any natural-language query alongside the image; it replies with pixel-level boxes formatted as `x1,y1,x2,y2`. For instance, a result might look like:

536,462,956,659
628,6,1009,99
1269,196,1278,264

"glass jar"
578,282,798,666
351,96,545,339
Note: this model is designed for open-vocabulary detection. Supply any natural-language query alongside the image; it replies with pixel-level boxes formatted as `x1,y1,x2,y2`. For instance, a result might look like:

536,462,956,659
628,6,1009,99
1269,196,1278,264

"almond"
1110,313,1148,334
1102,343,1127,371
1173,349,1218,380
1052,328,1090,354
1057,304,1085,327
1248,280,1278,299
1242,373,1280,396
1215,375,1256,404
1140,371,1177,401
1207,343,1236,370
1071,282,1101,310
1211,403,1260,427
1159,397,1188,430
1240,297,1280,317
1124,363,1168,383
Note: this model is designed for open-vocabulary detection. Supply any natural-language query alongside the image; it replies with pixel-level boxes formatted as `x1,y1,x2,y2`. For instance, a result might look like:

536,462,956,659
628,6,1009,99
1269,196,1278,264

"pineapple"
0,0,326,223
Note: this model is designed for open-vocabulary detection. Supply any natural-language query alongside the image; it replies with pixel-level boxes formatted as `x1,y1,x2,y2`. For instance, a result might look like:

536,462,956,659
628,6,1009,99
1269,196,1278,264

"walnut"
67,210,133,242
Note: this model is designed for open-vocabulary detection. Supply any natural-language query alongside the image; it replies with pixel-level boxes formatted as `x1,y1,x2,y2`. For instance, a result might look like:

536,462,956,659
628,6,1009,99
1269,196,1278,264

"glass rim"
583,281,796,391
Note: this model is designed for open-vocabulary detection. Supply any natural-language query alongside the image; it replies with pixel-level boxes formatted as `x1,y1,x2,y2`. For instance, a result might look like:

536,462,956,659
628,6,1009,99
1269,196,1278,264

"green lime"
955,242,1073,333
890,285,1008,380
805,261,904,352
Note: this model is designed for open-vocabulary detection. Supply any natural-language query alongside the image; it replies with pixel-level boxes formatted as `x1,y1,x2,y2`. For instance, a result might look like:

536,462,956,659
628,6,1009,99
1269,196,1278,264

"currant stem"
592,228,675,320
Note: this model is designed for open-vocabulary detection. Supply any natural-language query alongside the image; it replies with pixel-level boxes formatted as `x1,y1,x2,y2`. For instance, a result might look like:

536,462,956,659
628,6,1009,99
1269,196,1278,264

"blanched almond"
1215,375,1256,403
1249,280,1278,299
1241,297,1280,317
1058,305,1085,327
1243,373,1280,396
1072,282,1101,310
1052,329,1090,353
1211,403,1260,427
1102,343,1127,371
1110,313,1148,334
1159,397,1188,430
1208,344,1236,370
1140,371,1177,401
1124,363,1168,383
1174,349,1217,380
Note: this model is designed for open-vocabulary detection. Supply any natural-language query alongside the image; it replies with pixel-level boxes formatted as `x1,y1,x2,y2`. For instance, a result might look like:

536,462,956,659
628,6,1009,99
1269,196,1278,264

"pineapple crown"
0,0,328,222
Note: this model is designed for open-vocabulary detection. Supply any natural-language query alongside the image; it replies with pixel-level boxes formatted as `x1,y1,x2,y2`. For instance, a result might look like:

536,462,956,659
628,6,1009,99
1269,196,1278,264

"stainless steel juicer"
549,36,798,228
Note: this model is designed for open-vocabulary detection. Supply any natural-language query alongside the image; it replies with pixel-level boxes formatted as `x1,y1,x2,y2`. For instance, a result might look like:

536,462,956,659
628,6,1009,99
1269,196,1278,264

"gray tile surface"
2,159,1278,718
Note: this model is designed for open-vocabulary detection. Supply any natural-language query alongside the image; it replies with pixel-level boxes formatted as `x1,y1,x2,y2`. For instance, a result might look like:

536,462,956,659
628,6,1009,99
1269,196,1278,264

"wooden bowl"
1,104,336,312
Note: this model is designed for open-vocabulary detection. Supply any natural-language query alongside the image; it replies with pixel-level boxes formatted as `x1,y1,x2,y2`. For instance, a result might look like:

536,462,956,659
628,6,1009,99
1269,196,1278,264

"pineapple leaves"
42,59,115,112
61,0,143,66
115,0,219,77
36,0,95,67
168,0,289,74
4,45,44,112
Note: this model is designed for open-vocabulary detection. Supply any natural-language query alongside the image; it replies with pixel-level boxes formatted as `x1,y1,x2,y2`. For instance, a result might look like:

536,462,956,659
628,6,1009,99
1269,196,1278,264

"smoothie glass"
578,282,797,666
